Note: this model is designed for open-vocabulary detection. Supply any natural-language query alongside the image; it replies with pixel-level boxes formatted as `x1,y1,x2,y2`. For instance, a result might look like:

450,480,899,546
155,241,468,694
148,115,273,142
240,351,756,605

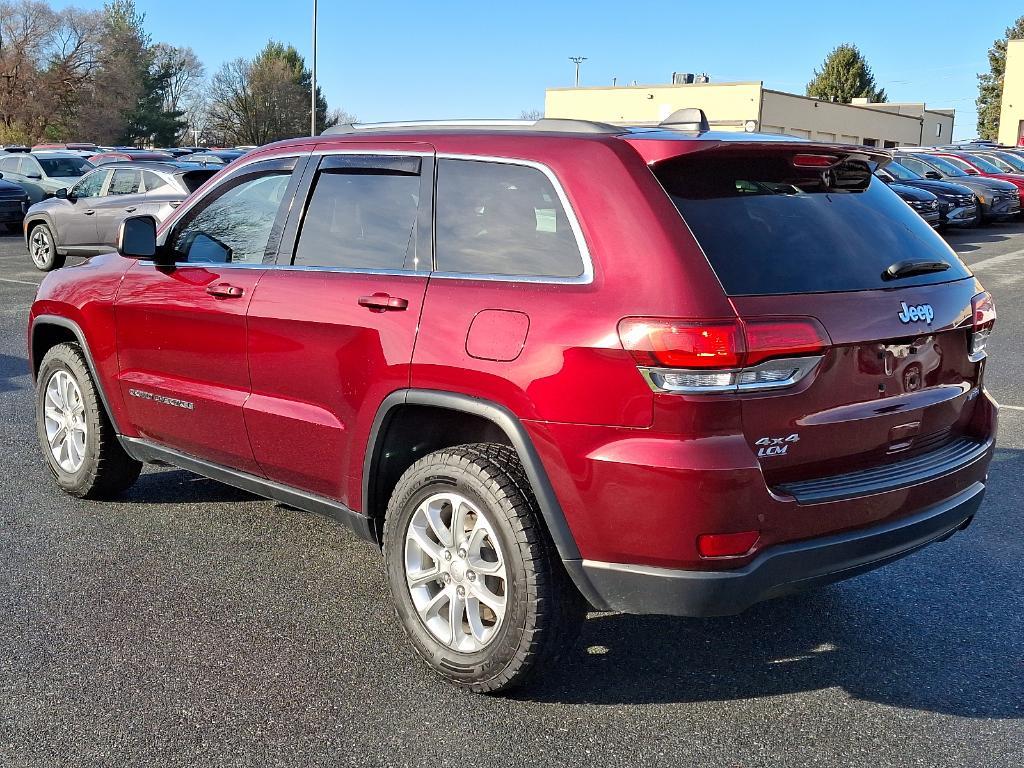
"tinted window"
294,160,421,270
109,169,141,195
938,156,977,174
884,162,920,182
656,153,970,296
907,154,968,178
989,152,1024,172
0,156,18,173
142,170,169,193
179,170,216,193
72,169,108,198
961,153,1006,174
38,156,91,177
435,159,584,278
171,171,291,264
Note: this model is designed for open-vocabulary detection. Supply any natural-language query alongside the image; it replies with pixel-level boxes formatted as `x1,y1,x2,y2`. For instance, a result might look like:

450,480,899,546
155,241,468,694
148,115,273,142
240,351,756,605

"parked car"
32,142,99,154
0,173,30,233
24,161,217,270
970,149,1024,175
156,147,201,158
176,149,247,165
88,150,174,165
27,114,997,693
894,152,1020,222
928,151,1024,197
0,152,95,204
887,182,941,227
874,160,978,228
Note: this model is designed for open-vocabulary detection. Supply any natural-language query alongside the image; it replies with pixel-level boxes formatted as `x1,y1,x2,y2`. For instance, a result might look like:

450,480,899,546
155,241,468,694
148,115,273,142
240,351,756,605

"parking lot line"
969,247,1024,272
1000,404,1024,411
0,276,40,286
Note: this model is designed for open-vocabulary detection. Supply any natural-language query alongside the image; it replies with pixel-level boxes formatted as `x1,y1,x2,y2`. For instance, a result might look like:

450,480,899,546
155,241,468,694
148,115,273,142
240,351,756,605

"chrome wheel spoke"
406,564,442,589
42,370,87,473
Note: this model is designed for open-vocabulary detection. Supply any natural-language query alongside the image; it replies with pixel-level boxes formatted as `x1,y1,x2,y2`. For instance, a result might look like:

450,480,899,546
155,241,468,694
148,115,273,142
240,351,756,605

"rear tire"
35,342,141,498
28,223,64,271
383,443,585,693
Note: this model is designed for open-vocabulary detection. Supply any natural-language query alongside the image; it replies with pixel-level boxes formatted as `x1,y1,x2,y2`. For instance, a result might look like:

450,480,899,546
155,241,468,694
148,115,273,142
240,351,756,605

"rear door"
243,145,433,505
114,155,307,473
652,149,983,489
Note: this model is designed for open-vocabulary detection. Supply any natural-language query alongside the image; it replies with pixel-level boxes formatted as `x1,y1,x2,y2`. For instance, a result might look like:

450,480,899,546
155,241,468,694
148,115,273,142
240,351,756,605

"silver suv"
0,151,94,204
24,161,217,271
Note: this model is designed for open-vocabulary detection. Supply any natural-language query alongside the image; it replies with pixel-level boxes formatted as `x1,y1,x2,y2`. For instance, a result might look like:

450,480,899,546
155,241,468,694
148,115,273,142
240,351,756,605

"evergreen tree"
977,15,1024,140
806,44,887,104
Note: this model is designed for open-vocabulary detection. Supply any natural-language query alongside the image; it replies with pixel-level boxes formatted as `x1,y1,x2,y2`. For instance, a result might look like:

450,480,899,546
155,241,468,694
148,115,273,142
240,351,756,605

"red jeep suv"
28,111,998,693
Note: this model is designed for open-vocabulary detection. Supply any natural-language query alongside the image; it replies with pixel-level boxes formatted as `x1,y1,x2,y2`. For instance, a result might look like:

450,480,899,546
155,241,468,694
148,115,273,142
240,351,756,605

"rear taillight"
618,317,829,394
969,291,996,361
792,153,838,168
697,530,760,558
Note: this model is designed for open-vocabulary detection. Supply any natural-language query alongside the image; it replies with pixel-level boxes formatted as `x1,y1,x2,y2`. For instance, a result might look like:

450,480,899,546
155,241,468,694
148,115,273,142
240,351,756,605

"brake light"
969,291,996,361
792,154,838,168
697,530,760,558
618,317,829,394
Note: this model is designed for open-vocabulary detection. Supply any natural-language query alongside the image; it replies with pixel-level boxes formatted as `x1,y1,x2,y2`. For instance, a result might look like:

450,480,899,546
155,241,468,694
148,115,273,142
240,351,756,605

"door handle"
83,210,95,216
358,293,409,312
124,206,137,213
206,283,244,298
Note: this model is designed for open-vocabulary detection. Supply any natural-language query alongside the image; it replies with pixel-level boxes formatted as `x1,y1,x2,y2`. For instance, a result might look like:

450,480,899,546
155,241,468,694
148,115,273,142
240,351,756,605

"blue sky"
52,0,1015,140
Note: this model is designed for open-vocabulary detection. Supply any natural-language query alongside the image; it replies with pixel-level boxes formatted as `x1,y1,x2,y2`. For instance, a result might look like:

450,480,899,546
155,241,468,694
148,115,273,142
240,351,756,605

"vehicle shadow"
944,221,1024,253
0,353,28,392
521,447,1024,717
119,467,261,505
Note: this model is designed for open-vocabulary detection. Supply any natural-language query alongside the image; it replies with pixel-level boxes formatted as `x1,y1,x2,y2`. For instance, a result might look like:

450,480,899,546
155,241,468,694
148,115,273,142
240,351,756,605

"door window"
169,165,294,265
108,169,142,195
293,155,422,270
0,156,19,174
434,158,585,278
71,169,109,198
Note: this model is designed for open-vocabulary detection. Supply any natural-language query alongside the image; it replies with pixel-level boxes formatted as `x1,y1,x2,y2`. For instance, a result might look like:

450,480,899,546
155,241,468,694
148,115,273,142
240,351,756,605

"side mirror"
55,188,69,200
924,171,942,180
25,172,41,180
117,215,158,260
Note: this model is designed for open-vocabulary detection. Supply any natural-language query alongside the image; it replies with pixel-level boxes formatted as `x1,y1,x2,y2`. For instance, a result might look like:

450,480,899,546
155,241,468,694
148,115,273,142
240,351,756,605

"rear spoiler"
626,136,892,168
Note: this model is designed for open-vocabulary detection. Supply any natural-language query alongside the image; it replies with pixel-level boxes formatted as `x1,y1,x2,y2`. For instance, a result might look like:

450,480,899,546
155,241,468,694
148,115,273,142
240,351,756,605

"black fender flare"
30,314,122,433
23,211,60,251
364,390,581,561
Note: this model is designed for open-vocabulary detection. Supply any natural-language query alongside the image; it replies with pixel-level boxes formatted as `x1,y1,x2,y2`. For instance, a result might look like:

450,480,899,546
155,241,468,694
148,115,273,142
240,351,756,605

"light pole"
311,0,318,136
569,56,586,87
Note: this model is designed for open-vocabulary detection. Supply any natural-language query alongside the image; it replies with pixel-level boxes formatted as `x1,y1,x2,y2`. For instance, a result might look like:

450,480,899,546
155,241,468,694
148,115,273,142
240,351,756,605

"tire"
35,342,141,498
383,443,585,694
28,223,65,271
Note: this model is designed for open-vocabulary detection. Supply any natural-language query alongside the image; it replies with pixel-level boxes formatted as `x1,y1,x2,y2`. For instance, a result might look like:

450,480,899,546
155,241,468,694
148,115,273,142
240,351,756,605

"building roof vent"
659,108,710,132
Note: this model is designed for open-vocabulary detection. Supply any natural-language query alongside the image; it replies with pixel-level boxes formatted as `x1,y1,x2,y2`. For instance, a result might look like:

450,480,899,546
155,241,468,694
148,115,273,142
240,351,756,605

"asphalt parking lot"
0,226,1022,768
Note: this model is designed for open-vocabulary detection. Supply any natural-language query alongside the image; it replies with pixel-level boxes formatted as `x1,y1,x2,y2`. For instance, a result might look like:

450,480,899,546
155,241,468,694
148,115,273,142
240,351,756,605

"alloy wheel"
42,369,88,473
404,491,508,653
30,228,51,269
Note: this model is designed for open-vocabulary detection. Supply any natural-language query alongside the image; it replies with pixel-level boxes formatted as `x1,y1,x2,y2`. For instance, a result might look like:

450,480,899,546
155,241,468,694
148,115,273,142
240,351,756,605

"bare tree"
152,43,203,114
520,109,543,120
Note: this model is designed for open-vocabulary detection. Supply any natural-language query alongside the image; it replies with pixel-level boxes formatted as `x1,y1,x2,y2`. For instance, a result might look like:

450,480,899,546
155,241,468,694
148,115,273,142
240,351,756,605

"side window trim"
157,154,309,266
274,148,435,274
430,153,594,285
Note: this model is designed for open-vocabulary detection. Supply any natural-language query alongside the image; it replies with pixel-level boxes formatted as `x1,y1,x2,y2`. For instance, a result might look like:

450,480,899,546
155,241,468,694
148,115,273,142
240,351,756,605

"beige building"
998,39,1024,147
545,80,955,147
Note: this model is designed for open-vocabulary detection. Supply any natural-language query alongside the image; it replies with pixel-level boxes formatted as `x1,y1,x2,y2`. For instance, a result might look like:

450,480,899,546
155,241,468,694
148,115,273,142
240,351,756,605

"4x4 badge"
897,302,934,325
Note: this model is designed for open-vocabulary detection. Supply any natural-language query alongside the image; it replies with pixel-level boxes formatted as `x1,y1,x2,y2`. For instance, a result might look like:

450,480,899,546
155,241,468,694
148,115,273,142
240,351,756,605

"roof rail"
321,118,626,136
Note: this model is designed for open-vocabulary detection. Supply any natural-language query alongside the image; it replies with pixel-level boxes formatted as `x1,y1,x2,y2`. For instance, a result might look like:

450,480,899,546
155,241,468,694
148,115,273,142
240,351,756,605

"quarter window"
293,155,422,270
142,170,169,193
108,169,141,195
170,169,293,264
435,159,584,278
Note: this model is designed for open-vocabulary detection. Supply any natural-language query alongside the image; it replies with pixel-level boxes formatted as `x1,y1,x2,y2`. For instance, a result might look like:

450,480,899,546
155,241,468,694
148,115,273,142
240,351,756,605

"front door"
92,167,146,247
114,155,307,473
54,168,110,248
244,146,433,506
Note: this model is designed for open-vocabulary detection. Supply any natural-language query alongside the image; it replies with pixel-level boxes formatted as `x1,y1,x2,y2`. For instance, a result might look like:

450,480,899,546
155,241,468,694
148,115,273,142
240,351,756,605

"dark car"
0,173,30,232
888,182,941,227
177,149,247,166
875,160,978,228
24,161,217,270
971,149,1024,175
894,152,1020,222
28,114,997,693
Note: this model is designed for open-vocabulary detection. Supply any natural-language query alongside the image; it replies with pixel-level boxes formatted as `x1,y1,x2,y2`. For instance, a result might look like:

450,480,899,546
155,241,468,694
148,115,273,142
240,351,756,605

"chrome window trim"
151,146,595,286
432,153,594,285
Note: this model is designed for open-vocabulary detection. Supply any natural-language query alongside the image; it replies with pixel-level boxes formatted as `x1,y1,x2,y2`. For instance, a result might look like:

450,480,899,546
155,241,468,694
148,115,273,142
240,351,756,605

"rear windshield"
655,153,970,296
179,170,217,193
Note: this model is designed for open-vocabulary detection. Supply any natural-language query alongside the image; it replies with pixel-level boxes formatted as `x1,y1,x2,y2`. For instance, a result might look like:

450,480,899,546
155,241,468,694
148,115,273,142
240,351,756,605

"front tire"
383,443,585,693
28,223,64,271
35,343,141,498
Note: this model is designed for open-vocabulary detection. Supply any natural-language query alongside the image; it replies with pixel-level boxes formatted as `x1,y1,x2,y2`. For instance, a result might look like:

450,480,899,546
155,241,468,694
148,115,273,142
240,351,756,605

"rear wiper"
882,259,951,281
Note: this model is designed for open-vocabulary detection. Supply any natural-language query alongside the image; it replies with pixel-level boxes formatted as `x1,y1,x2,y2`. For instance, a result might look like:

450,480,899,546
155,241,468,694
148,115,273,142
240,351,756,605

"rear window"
655,153,970,296
178,170,216,193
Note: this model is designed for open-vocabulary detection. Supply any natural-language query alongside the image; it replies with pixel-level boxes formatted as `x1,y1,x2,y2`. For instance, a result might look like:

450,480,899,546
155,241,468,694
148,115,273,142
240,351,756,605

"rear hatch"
648,145,989,493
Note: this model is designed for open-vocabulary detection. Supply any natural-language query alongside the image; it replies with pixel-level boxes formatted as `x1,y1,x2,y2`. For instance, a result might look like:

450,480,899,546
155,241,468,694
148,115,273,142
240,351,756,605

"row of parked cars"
0,143,253,269
877,143,1024,228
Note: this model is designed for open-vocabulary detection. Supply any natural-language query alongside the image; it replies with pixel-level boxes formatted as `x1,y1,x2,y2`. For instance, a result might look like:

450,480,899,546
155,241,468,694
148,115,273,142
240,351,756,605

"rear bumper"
573,481,985,617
